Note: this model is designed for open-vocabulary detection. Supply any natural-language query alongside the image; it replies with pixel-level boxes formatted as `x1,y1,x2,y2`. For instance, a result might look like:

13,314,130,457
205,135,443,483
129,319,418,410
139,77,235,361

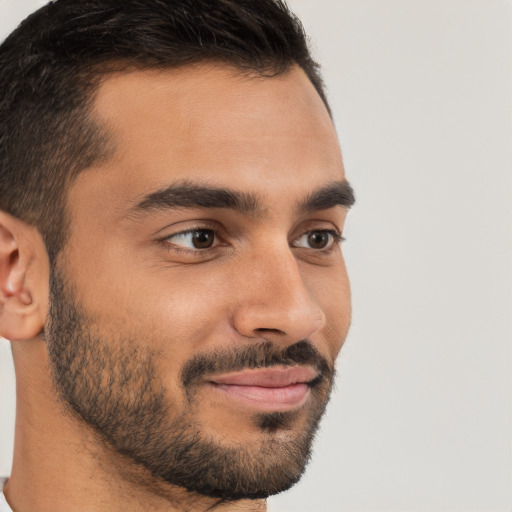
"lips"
207,366,318,411
210,366,318,387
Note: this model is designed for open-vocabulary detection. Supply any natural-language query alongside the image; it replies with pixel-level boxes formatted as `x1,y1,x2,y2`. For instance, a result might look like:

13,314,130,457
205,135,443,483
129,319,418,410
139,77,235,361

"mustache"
180,340,334,389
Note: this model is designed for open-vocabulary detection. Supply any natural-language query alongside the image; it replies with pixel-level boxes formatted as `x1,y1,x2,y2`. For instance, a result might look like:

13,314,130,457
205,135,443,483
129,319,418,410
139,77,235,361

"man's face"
45,64,352,499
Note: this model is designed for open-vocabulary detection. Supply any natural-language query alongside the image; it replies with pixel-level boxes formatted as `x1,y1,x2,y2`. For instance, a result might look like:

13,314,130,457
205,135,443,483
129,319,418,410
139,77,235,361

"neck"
5,339,266,512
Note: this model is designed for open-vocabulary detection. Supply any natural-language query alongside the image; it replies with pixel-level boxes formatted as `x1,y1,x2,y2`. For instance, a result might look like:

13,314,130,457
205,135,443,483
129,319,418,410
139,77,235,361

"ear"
0,211,49,341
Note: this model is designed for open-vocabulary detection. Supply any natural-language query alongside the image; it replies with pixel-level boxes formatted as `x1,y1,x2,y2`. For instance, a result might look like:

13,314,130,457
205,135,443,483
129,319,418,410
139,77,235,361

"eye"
165,229,217,250
292,230,342,250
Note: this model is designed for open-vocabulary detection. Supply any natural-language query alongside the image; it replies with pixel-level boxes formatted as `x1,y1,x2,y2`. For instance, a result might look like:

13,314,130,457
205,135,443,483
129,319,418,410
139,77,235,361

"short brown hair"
0,0,330,263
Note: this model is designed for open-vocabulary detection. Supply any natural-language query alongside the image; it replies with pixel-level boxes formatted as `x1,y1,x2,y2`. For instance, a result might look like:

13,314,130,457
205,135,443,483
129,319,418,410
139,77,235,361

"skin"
0,63,351,511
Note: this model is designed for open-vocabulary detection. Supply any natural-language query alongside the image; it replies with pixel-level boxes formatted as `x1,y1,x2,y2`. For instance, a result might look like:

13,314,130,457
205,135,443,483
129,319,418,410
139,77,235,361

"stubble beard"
44,268,336,500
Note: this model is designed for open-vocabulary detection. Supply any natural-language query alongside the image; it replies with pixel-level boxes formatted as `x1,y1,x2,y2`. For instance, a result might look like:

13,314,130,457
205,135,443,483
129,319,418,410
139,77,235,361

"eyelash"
159,225,345,255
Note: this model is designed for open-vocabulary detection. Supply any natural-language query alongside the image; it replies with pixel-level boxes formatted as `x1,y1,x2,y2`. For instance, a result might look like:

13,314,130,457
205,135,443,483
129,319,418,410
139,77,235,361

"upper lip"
209,366,319,388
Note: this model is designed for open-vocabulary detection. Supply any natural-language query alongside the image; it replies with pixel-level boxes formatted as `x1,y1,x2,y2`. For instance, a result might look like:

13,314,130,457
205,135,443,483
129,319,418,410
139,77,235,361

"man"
0,0,354,510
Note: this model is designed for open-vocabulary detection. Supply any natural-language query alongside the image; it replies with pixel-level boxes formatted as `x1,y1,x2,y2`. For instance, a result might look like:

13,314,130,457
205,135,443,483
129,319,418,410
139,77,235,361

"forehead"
71,64,344,215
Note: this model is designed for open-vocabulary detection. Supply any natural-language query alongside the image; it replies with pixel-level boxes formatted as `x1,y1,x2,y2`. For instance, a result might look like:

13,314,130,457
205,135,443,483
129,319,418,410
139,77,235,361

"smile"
207,366,318,411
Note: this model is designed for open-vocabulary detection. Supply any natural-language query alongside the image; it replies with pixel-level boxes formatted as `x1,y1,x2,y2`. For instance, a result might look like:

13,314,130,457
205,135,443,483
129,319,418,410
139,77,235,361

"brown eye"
191,229,215,249
293,230,341,251
307,231,330,249
165,229,217,250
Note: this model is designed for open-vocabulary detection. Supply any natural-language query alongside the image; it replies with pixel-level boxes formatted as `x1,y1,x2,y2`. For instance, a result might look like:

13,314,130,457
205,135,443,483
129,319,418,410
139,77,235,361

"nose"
231,247,326,344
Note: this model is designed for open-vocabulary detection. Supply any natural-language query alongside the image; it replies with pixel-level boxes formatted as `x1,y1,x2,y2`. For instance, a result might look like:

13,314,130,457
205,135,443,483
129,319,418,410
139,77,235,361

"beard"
44,267,336,501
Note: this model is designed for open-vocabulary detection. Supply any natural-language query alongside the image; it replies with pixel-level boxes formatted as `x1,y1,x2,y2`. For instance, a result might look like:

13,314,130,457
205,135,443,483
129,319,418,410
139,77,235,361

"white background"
0,1,511,511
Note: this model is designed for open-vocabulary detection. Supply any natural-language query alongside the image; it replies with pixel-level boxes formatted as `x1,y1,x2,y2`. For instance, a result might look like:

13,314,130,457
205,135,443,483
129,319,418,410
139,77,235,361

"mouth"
207,366,319,412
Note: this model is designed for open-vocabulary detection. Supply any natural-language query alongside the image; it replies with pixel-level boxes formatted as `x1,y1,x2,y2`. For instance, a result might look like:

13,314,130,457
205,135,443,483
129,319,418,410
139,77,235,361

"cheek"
69,253,235,363
305,261,351,357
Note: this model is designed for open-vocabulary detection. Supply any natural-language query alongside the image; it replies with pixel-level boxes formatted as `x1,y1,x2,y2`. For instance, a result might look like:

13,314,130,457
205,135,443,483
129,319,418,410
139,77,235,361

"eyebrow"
299,180,355,212
130,179,355,217
133,181,263,216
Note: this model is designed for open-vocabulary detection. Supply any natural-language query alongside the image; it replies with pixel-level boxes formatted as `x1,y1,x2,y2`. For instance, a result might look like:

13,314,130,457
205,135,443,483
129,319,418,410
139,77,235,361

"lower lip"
209,382,310,411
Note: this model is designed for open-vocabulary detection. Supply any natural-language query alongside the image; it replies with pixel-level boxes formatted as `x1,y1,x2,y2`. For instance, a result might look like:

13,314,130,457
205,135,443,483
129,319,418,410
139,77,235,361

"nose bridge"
232,242,326,341
260,249,309,310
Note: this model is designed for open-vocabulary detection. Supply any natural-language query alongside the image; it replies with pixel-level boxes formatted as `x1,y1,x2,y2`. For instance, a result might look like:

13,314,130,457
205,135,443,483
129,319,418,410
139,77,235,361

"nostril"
254,327,285,336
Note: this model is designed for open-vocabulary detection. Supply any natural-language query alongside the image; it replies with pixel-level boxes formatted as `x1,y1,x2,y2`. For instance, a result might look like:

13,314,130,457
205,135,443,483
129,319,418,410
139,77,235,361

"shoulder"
0,478,13,512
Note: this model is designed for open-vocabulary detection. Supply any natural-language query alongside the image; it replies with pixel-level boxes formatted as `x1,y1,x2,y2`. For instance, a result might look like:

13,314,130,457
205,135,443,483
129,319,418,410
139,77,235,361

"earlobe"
0,212,49,341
